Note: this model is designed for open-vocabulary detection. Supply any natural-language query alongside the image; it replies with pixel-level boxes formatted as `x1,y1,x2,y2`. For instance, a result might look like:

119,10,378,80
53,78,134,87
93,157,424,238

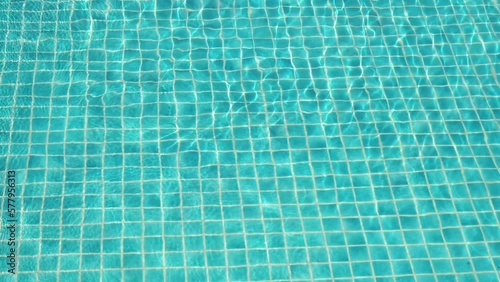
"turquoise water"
1,0,499,281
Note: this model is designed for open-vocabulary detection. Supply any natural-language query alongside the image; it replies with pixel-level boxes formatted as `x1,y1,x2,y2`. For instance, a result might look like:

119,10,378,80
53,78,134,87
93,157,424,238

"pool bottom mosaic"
1,0,500,281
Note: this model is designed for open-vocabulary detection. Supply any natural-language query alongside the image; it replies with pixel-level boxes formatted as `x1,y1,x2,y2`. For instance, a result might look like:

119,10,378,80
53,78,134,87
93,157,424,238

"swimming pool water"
1,0,499,281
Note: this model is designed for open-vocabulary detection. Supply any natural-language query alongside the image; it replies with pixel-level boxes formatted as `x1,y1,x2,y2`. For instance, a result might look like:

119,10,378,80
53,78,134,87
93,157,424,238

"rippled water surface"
0,0,499,281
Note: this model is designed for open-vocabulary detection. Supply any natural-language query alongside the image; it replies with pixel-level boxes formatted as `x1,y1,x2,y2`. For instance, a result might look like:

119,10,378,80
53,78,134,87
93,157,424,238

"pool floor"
0,0,499,281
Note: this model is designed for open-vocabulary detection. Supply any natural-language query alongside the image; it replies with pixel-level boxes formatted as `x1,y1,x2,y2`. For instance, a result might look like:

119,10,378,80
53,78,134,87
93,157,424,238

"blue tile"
3,1,500,281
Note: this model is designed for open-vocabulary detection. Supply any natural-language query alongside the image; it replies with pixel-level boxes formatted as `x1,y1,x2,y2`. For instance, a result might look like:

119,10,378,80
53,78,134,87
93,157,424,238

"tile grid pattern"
0,0,499,281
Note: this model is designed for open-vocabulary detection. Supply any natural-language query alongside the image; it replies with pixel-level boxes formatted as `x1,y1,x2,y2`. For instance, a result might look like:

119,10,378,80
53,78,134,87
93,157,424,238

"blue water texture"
0,0,499,281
